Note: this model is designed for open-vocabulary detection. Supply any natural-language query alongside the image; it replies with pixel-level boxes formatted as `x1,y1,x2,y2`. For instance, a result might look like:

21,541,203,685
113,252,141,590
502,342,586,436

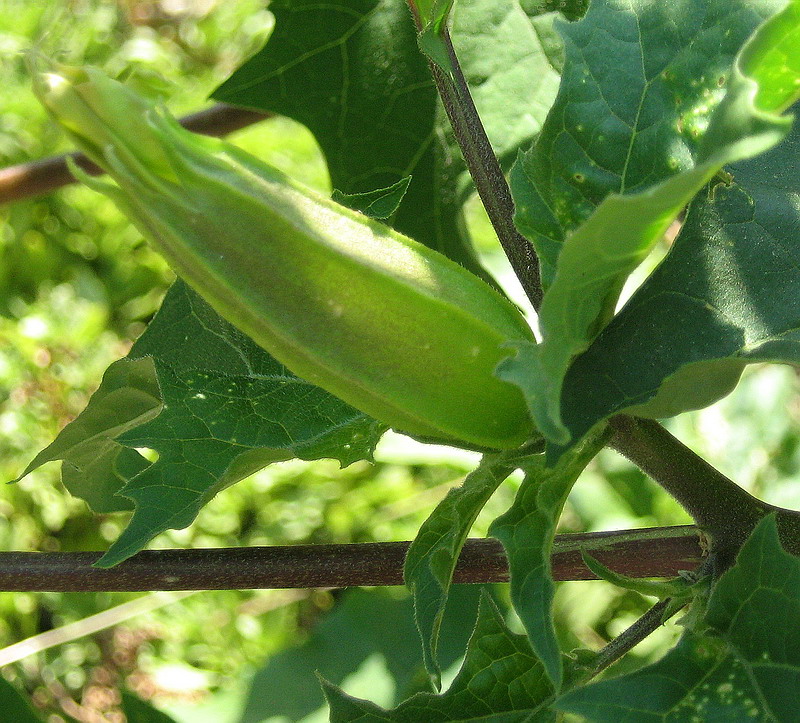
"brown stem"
426,28,543,309
609,416,800,570
0,526,700,592
0,103,270,204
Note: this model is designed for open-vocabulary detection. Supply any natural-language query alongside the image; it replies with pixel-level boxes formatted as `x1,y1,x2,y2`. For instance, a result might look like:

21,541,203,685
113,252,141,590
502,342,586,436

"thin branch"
426,28,543,309
590,597,677,674
0,103,270,204
0,526,701,592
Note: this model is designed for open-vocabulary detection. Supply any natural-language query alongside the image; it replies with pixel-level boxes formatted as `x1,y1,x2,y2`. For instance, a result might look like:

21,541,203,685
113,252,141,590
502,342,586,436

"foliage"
3,0,800,720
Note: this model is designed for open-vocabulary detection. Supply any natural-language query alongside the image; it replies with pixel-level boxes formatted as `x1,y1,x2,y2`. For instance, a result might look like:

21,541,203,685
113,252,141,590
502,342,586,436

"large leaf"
23,280,385,567
560,100,800,441
556,515,800,720
489,426,608,689
504,0,799,446
213,0,562,274
324,594,558,722
403,455,517,685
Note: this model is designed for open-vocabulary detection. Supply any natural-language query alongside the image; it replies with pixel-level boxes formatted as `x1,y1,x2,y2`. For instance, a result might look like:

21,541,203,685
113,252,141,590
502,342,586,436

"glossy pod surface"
35,65,537,449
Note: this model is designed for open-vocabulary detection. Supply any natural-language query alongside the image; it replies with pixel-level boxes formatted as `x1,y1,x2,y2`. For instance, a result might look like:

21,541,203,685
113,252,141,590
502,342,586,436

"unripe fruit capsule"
34,64,537,450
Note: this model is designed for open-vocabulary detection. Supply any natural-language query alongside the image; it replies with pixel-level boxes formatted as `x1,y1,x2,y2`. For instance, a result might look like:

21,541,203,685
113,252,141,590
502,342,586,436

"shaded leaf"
331,177,412,220
324,594,558,722
0,678,44,723
556,515,800,721
212,0,474,271
241,587,483,722
213,0,562,278
404,455,516,685
121,691,178,723
560,96,800,441
489,427,608,689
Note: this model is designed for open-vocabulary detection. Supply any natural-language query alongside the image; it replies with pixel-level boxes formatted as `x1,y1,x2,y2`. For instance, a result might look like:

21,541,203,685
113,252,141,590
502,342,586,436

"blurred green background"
1,1,799,721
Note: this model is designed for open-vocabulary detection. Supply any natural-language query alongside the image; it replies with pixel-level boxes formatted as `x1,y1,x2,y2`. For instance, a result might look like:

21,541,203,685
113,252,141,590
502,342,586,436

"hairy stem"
591,597,678,674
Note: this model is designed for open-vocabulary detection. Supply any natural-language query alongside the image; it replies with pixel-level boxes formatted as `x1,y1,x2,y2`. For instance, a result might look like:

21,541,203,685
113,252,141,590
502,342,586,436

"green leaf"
324,593,558,722
513,0,784,286
212,0,561,279
241,587,482,722
556,515,800,721
13,356,159,512
30,0,562,564
404,455,516,686
91,281,385,567
703,515,800,713
28,0,561,563
489,426,608,690
505,0,798,446
331,177,412,220
212,0,472,272
559,99,800,442
0,678,44,723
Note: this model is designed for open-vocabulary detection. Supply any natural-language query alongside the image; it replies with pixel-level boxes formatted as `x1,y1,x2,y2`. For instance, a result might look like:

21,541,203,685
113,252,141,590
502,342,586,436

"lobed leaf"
96,282,386,567
213,0,561,279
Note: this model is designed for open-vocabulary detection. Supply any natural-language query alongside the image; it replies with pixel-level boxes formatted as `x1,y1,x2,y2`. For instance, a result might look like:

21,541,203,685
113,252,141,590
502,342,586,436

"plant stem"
590,597,677,674
0,527,700,592
609,416,800,569
426,28,543,309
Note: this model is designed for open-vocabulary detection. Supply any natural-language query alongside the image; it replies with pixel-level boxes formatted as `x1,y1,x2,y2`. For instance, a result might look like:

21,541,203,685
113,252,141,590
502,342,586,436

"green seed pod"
34,63,537,449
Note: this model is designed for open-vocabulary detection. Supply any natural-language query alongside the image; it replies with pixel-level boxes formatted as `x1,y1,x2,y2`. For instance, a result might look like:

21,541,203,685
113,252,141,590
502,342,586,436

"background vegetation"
1,0,799,720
